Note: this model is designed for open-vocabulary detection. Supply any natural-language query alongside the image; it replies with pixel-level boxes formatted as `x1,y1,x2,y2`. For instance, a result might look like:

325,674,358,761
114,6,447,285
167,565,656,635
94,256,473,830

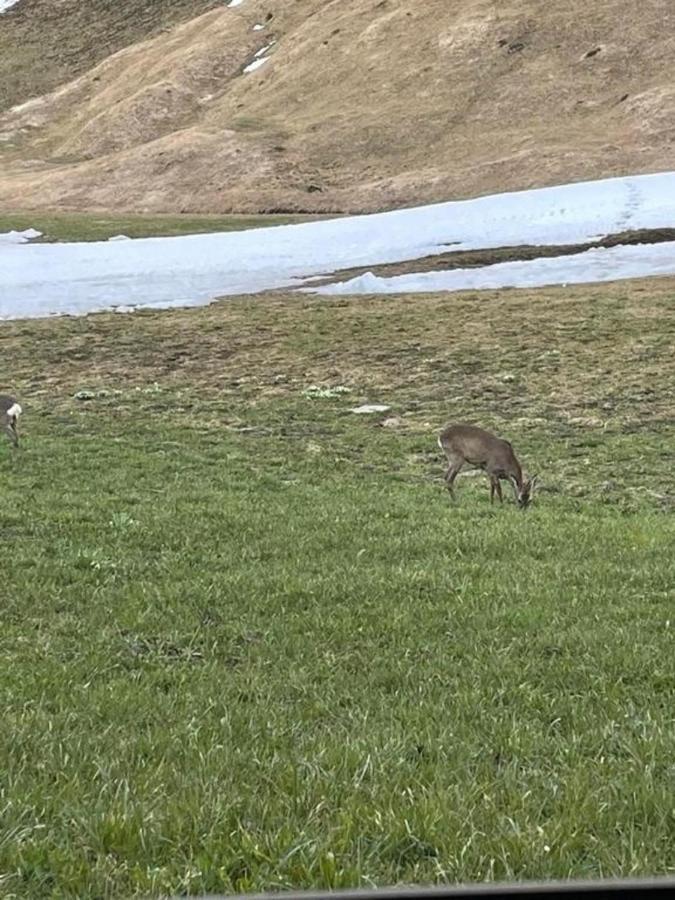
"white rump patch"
6,403,22,419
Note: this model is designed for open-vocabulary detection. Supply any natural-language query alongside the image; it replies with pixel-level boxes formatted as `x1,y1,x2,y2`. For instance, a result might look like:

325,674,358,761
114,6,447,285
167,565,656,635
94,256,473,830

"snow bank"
0,0,21,14
0,228,42,244
3,172,675,319
309,242,675,295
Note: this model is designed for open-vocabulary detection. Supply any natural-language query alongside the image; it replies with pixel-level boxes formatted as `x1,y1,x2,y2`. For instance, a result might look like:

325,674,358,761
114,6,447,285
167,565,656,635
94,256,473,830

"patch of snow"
3,171,675,319
310,242,675,295
0,0,21,14
243,56,270,73
227,0,243,6
107,234,132,242
253,24,265,31
351,404,391,414
0,228,42,244
330,271,382,293
255,41,275,58
8,97,44,115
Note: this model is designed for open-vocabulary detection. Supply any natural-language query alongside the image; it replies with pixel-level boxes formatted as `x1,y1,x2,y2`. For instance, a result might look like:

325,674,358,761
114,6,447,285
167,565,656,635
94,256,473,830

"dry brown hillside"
0,0,221,113
0,0,673,214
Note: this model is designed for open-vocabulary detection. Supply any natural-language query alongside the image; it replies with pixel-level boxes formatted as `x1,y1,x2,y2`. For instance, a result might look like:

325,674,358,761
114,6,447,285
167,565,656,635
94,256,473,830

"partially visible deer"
438,423,538,508
1,395,22,448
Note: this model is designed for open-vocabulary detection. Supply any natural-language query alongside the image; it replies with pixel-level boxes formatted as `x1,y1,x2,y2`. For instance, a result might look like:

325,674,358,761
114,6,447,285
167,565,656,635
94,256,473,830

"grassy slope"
0,0,219,112
1,281,674,896
0,211,328,242
2,1,675,214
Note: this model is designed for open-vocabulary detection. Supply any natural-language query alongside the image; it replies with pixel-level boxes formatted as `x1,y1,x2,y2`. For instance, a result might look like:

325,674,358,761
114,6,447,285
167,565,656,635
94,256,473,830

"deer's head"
515,474,538,509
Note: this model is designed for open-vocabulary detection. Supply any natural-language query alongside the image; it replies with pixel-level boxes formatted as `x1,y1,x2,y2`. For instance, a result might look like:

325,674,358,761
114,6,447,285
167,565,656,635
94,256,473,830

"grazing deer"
1,395,22,448
438,423,538,508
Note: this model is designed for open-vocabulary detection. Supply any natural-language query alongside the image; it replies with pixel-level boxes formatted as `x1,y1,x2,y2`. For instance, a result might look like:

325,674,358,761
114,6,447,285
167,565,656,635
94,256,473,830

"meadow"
0,212,327,243
1,277,674,897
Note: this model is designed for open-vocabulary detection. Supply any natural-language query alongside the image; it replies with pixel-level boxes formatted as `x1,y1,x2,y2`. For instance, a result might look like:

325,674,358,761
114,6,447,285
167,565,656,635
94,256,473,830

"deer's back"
439,423,516,469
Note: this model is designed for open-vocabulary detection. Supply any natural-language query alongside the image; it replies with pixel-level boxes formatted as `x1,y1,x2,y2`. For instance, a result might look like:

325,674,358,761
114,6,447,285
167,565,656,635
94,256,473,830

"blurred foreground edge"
187,876,675,900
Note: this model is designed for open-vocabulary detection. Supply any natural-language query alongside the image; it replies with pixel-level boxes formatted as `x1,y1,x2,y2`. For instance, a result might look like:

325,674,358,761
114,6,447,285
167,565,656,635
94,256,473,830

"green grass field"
0,211,328,243
1,279,674,897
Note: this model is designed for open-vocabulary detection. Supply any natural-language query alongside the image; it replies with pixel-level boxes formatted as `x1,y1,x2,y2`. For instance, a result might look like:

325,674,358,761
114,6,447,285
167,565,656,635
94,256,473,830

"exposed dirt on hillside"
0,0,674,214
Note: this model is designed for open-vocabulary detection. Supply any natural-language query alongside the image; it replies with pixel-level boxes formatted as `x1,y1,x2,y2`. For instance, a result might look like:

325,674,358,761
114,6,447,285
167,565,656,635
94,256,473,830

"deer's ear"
530,474,539,492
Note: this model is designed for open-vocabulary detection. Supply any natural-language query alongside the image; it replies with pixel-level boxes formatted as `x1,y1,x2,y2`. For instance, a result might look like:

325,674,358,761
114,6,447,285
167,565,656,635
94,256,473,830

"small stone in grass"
350,404,391,414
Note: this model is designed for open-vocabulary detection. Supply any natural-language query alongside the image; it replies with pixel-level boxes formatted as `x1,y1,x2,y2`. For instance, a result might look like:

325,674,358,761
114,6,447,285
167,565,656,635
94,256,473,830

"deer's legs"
2,418,18,448
444,460,464,498
489,475,504,504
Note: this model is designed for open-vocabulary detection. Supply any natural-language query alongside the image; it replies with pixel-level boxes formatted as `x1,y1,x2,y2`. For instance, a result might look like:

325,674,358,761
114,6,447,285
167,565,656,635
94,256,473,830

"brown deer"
1,395,22,448
438,423,538,508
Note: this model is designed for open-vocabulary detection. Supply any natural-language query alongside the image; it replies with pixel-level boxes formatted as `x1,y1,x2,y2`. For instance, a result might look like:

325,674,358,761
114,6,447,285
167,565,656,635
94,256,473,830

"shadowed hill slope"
0,0,220,113
0,0,673,214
